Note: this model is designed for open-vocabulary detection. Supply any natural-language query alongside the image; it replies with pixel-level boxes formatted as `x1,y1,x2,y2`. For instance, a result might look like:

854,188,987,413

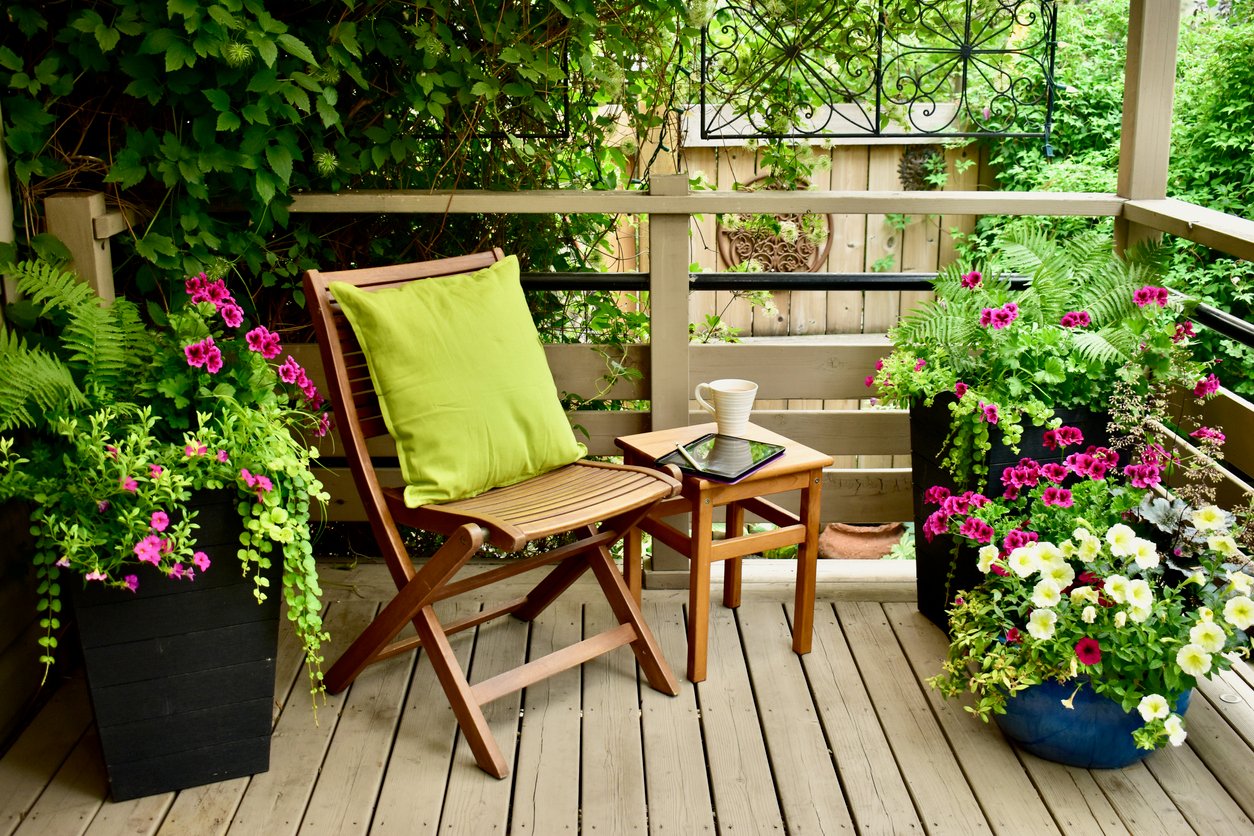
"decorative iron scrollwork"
699,0,1058,143
716,176,835,272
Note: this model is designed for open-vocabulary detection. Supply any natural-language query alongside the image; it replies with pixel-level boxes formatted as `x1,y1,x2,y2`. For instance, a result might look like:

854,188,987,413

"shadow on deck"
3,559,1254,835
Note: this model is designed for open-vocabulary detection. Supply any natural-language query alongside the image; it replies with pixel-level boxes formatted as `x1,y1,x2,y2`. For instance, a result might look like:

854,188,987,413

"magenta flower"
980,402,999,424
169,563,188,580
279,355,303,384
245,326,283,359
1193,374,1219,398
960,270,982,288
205,280,232,306
1005,627,1021,644
864,375,875,388
989,308,1015,329
1075,637,1102,666
134,535,163,565
954,381,968,398
1060,310,1092,328
1173,321,1196,343
192,551,211,571
216,449,229,463
55,556,70,568
1190,426,1226,445
1133,285,1169,307
1003,529,1038,551
149,464,164,479
914,358,926,371
124,575,139,593
151,511,169,532
979,308,994,327
120,475,138,492
184,341,208,368
1041,487,1073,507
185,272,207,299
1041,463,1068,483
923,485,952,505
204,344,224,374
874,359,884,371
97,500,110,513
315,412,332,438
219,302,244,328
1124,463,1162,488
185,441,207,457
85,570,108,582
958,516,995,543
1042,425,1085,450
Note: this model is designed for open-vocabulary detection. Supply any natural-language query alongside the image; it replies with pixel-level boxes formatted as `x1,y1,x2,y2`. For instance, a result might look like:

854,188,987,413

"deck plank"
697,605,785,833
801,603,923,834
883,603,1060,836
12,727,108,836
737,602,855,834
1088,762,1191,835
227,600,369,835
509,600,582,836
1198,665,1254,749
436,604,528,834
1142,711,1254,833
836,601,991,835
581,601,648,835
639,602,715,835
0,677,92,836
370,602,477,836
1010,755,1129,836
1170,690,1254,823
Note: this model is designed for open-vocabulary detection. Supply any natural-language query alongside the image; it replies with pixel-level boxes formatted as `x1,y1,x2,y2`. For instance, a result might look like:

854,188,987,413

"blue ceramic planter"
993,680,1191,769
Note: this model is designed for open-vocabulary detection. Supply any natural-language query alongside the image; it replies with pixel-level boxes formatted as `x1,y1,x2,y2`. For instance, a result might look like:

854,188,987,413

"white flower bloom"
1228,571,1253,596
1115,610,1128,628
977,545,999,573
1061,540,1077,559
1208,534,1240,558
1198,606,1214,622
1138,693,1170,721
1131,538,1160,570
1106,524,1137,556
1036,542,1064,566
1104,574,1130,604
1070,585,1099,606
1127,604,1152,623
1072,526,1094,542
1192,505,1227,532
1042,561,1076,589
1008,546,1039,578
1126,578,1154,609
1190,620,1228,653
1223,595,1254,631
1027,608,1058,640
1176,643,1213,677
1032,580,1063,609
1164,714,1187,746
1076,537,1102,563
1081,605,1098,624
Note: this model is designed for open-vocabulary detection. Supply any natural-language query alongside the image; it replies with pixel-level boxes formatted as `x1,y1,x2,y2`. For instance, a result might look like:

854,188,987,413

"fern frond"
0,326,86,432
1071,328,1135,367
13,260,101,314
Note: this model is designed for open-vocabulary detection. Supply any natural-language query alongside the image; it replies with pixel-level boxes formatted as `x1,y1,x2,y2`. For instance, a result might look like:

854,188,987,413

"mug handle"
694,382,716,415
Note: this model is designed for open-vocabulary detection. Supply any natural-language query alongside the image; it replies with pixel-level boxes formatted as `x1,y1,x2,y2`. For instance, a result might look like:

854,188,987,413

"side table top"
615,422,833,482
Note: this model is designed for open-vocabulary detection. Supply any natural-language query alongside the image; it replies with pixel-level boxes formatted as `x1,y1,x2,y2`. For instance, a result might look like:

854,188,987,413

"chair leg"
585,543,680,696
412,605,510,778
513,549,592,622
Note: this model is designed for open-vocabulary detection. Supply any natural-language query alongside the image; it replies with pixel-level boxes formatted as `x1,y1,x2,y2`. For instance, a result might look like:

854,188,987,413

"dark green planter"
71,490,280,801
910,398,1110,630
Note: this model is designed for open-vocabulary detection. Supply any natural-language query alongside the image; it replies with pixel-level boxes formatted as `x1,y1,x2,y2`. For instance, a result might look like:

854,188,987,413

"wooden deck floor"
4,560,1254,836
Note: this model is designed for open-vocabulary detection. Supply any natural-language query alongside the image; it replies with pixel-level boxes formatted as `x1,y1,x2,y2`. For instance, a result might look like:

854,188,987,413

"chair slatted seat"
303,249,681,778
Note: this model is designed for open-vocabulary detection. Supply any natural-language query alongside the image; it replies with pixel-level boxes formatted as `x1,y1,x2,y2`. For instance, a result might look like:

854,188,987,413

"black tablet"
654,433,787,482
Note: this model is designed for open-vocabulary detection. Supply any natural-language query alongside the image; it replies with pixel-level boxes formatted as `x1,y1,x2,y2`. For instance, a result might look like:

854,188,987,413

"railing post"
1115,0,1180,254
0,101,16,307
645,173,694,584
44,192,117,302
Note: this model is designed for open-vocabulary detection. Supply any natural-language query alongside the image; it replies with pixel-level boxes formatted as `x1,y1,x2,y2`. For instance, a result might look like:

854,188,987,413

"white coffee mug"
694,378,758,437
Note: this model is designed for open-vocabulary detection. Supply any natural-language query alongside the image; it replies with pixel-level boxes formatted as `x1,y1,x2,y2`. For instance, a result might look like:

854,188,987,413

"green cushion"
330,255,585,507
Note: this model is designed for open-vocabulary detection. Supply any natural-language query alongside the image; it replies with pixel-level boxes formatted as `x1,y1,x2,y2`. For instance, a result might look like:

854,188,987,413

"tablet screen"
656,434,786,481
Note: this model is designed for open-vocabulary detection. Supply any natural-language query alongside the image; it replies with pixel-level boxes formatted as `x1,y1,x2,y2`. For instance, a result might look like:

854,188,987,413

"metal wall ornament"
716,175,836,272
699,0,1059,144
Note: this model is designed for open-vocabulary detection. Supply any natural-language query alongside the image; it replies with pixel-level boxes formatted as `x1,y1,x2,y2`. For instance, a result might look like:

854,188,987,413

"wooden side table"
615,422,833,682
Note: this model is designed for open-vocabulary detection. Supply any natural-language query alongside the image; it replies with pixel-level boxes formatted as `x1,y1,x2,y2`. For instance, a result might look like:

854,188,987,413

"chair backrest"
302,249,505,571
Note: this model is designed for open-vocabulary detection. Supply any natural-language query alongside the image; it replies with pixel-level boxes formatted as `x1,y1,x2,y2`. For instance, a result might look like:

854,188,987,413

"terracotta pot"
818,522,904,559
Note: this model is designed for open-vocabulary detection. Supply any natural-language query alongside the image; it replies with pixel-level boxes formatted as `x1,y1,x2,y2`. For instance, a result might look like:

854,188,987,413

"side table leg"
722,501,744,609
624,524,643,605
687,495,714,682
793,470,820,655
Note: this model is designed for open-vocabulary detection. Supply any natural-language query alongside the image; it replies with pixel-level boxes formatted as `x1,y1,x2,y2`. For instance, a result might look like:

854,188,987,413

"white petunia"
1138,693,1170,721
1229,571,1253,596
1223,595,1254,631
1131,538,1160,570
1106,524,1137,556
1027,608,1058,640
1198,606,1214,622
1076,537,1102,563
1008,546,1039,578
1127,604,1152,623
1032,579,1063,609
1081,605,1098,624
1192,505,1227,532
1176,643,1213,677
1164,714,1187,746
977,545,1000,573
1042,561,1076,589
1036,542,1064,566
1070,585,1099,606
1190,620,1228,654
1114,611,1128,628
1126,578,1154,609
1208,534,1240,558
1072,525,1095,542
1104,574,1130,604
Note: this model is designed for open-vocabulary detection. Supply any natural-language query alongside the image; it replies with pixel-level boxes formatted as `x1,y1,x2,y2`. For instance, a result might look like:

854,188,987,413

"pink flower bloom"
958,516,995,543
151,511,169,532
979,308,994,327
1190,426,1226,445
120,475,138,492
134,535,163,564
864,375,875,388
185,272,207,299
1193,374,1220,398
124,575,139,593
56,556,70,568
1133,285,1169,307
1060,310,1092,328
192,551,211,571
924,485,952,505
169,563,187,580
204,344,224,374
1041,463,1068,483
315,412,332,438
241,468,255,487
1124,463,1162,488
246,326,282,359
184,341,208,367
149,464,164,479
1075,637,1102,666
185,441,207,457
960,270,982,288
1042,487,1073,507
874,358,884,371
279,355,303,384
205,280,231,306
253,474,273,494
85,570,107,582
219,302,244,328
97,499,110,513
105,444,118,459
914,358,927,371
1173,321,1196,343
954,381,968,398
922,510,951,541
1005,627,1021,644
990,563,1009,577
1003,529,1038,551
217,449,229,463
980,402,999,424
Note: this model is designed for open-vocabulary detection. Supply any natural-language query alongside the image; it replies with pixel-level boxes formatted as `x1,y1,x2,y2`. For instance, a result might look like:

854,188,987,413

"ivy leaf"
266,144,293,185
277,33,315,65
164,39,197,71
203,88,230,111
255,169,277,205
106,152,149,188
95,24,121,53
216,111,241,132
207,6,238,29
167,0,200,19
134,232,178,261
0,46,20,71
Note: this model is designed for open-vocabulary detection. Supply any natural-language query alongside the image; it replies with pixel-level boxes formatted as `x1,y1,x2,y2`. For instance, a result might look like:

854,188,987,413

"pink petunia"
1075,637,1102,666
169,563,188,580
56,556,70,568
120,475,138,492
216,449,229,463
874,359,884,371
185,441,207,457
134,535,163,565
914,358,927,371
1005,627,1021,644
980,402,999,424
192,551,211,571
150,464,164,479
151,511,169,532
124,574,139,593
864,375,875,388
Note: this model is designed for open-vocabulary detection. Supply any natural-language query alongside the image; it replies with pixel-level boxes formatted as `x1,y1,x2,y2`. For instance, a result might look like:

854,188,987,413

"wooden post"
1115,0,1181,254
645,173,694,583
0,101,16,306
44,193,117,302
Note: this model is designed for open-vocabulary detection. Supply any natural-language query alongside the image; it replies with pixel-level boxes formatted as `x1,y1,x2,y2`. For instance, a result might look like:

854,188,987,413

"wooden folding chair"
303,250,681,778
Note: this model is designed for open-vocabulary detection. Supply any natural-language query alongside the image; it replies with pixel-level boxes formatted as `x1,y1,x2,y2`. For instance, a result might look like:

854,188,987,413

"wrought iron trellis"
699,0,1059,144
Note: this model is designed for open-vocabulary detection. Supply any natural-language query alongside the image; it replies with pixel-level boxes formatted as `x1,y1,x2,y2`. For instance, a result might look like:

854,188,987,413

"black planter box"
71,490,280,801
910,398,1110,630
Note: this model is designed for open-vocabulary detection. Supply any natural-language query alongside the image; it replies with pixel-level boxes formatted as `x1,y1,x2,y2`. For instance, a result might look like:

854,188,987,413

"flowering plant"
925,424,1252,750
869,230,1216,488
0,259,331,697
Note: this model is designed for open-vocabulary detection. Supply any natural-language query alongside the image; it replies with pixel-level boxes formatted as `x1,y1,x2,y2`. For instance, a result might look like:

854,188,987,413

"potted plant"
0,258,331,799
867,230,1220,624
923,421,1251,767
